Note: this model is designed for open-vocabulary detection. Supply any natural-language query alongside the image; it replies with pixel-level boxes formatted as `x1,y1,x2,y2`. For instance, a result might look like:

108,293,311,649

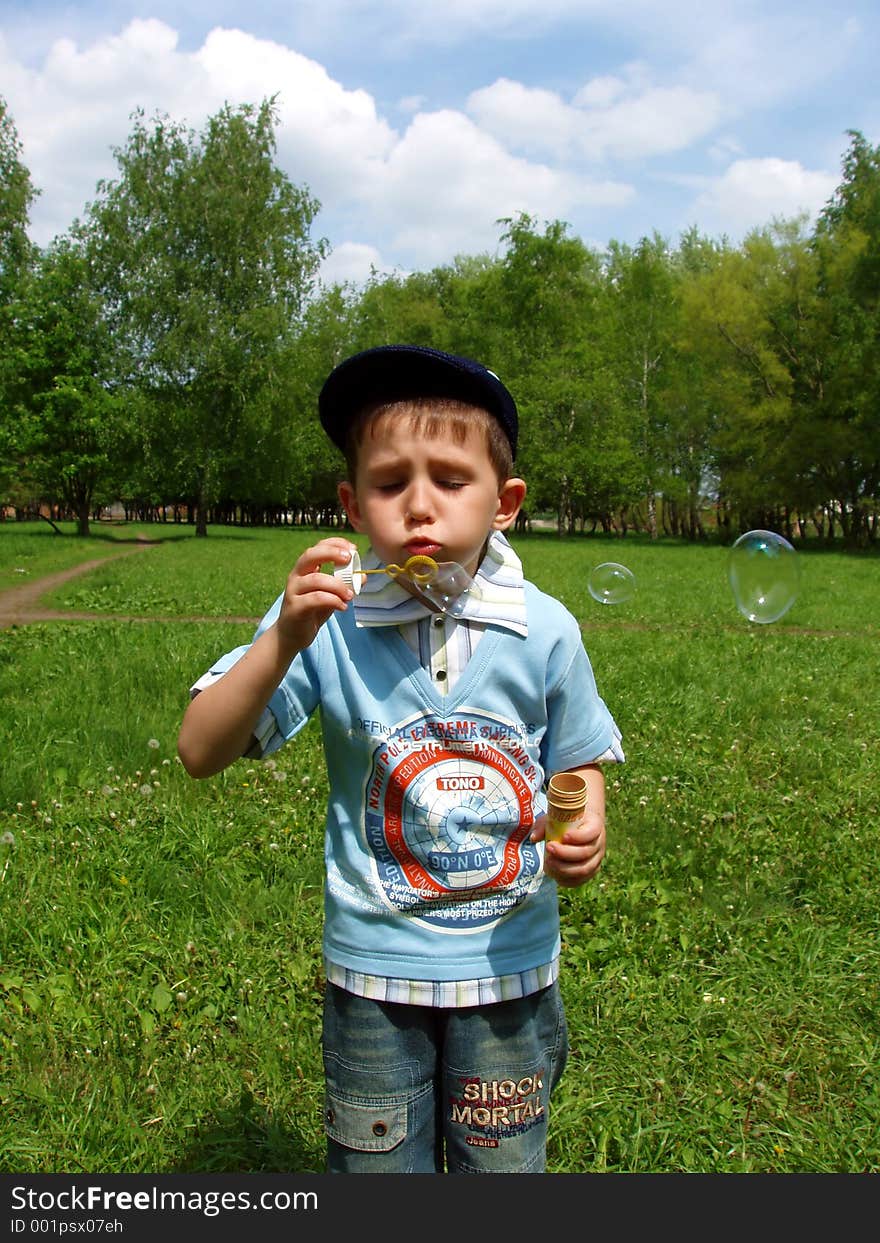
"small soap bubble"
588,562,636,606
420,562,478,617
728,529,800,624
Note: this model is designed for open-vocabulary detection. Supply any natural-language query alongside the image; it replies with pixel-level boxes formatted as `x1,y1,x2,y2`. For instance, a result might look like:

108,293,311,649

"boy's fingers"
544,843,604,883
292,540,357,579
529,813,547,843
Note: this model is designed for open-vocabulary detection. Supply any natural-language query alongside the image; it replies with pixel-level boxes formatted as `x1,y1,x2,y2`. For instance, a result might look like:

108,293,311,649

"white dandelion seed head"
1,831,15,846
147,739,160,750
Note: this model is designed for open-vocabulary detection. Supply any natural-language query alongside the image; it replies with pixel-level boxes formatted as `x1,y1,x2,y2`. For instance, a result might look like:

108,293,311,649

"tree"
604,233,691,539
83,99,326,535
0,96,38,507
810,131,880,545
495,214,615,533
5,237,130,534
0,96,36,305
677,225,805,533
278,281,359,523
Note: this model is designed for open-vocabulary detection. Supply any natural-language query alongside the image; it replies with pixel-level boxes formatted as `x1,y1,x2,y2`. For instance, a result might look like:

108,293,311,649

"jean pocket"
324,1091,408,1153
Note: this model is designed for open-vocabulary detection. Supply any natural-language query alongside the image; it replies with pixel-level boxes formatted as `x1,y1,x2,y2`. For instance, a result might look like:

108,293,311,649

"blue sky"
2,1,878,286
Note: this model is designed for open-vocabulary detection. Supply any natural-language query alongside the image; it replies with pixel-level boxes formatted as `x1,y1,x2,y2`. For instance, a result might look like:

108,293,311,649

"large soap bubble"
728,530,800,624
588,562,636,606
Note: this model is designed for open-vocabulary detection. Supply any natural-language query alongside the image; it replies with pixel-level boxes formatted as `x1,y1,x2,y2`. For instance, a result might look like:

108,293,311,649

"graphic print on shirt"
362,709,542,929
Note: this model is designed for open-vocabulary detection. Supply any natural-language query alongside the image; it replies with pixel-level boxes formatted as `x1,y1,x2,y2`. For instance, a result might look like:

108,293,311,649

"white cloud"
585,84,723,160
2,19,635,269
366,109,633,267
693,158,838,237
398,95,428,115
319,240,391,287
1,21,210,239
195,28,397,201
468,74,722,163
466,80,579,160
574,75,628,110
684,7,868,113
707,134,746,164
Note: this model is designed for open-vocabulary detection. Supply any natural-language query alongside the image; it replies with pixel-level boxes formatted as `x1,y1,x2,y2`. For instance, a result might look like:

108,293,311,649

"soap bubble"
588,562,636,606
414,561,479,617
728,530,800,624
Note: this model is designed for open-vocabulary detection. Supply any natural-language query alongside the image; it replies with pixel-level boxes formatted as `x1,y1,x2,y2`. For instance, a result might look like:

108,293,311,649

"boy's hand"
530,808,606,888
276,537,357,651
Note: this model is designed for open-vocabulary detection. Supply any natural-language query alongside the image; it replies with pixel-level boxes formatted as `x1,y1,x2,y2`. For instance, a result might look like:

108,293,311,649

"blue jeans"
321,981,568,1173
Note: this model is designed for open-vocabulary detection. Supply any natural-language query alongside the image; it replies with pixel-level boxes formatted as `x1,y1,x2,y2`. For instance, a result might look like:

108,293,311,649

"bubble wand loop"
358,554,440,586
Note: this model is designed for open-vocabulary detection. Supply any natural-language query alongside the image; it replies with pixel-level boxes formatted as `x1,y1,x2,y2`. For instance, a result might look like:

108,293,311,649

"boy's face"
337,413,526,577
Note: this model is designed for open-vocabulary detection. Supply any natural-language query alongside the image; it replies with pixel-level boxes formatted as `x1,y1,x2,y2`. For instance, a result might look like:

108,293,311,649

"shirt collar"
352,530,527,636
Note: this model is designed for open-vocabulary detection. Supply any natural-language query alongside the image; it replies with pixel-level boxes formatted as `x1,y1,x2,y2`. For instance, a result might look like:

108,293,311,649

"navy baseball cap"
318,344,519,459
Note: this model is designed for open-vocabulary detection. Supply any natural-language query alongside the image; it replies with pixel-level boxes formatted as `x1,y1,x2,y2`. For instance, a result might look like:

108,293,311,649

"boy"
178,344,624,1173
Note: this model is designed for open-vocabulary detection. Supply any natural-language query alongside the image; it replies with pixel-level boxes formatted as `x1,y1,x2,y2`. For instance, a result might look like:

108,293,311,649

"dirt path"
0,543,162,629
0,540,264,629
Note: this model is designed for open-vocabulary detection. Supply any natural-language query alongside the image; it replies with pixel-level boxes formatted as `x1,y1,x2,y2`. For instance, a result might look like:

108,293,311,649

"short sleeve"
540,631,624,774
188,597,322,758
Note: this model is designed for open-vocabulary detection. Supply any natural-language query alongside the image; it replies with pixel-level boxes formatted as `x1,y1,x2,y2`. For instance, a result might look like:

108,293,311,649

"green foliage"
0,94,37,304
809,131,880,546
0,95,39,503
82,99,327,534
3,238,133,531
495,214,622,528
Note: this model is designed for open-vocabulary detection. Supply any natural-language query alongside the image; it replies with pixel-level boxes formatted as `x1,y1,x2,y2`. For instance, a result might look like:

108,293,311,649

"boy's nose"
404,482,434,523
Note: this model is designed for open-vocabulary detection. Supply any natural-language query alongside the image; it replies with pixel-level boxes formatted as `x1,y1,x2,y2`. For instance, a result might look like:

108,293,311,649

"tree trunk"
557,475,570,537
195,480,208,537
646,487,657,540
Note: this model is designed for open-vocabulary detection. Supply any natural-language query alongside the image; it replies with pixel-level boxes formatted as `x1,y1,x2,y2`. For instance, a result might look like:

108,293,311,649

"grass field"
1,521,878,1174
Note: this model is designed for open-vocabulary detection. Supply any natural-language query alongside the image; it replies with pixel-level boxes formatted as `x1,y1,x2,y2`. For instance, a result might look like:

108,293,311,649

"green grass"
0,524,878,1173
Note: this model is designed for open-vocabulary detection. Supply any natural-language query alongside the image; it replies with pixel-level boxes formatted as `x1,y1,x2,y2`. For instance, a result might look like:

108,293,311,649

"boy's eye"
438,480,466,490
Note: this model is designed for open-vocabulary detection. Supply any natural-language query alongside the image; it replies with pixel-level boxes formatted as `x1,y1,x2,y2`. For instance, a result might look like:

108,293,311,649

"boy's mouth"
405,539,442,558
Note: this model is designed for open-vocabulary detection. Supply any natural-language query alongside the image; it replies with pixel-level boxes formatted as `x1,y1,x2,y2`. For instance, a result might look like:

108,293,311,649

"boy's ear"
492,477,527,531
337,480,366,532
